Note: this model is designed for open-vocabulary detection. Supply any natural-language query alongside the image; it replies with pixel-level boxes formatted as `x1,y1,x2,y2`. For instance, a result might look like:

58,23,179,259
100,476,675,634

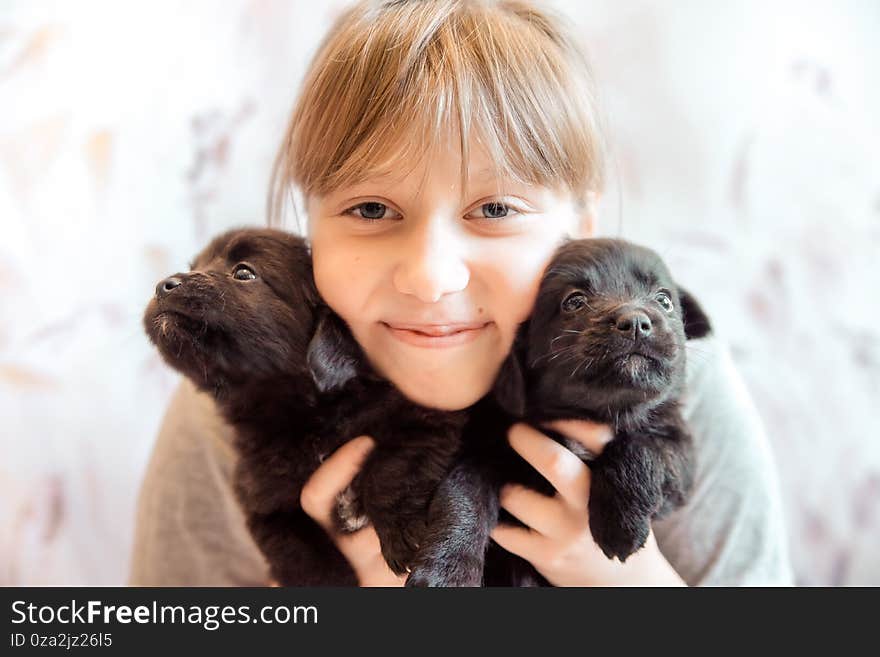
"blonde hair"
268,0,607,228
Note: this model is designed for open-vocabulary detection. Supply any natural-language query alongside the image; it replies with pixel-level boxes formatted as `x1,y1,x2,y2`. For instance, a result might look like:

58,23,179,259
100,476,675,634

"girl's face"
307,137,594,410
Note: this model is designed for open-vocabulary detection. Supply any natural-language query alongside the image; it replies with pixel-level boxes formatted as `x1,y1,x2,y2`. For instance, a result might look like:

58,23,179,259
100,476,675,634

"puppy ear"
492,327,528,417
306,309,362,393
677,286,712,340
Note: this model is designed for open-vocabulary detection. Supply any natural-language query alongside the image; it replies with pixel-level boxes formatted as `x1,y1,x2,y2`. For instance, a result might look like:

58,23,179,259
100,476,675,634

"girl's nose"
392,221,470,303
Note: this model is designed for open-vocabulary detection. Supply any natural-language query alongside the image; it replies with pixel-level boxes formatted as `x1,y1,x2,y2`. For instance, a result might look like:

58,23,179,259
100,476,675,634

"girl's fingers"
508,423,591,507
498,484,565,537
541,419,614,455
491,522,549,565
298,436,405,587
299,435,375,533
336,524,408,586
335,523,383,567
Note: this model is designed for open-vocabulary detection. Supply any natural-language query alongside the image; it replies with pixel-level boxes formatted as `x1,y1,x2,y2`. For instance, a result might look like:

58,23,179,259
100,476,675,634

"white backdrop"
1,0,878,585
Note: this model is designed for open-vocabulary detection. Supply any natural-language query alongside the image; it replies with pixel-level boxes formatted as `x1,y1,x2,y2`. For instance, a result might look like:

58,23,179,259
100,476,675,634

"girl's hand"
490,421,686,586
299,436,407,587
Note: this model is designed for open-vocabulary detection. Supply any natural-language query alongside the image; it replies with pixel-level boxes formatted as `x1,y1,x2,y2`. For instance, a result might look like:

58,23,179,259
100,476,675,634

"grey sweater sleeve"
652,335,794,586
128,336,793,586
128,378,270,586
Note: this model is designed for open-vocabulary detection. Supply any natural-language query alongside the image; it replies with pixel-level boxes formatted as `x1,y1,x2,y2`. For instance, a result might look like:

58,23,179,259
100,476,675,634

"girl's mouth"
381,321,491,349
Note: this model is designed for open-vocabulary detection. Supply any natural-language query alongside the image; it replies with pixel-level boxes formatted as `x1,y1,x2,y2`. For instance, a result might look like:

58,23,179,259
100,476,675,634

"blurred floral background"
1,0,878,585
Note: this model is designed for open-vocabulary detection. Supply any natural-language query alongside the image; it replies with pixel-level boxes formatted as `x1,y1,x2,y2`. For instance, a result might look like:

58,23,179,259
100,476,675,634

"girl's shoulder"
161,377,239,459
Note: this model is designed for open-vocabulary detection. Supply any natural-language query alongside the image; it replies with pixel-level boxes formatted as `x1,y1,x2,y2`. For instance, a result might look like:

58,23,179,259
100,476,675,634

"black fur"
407,238,710,586
143,228,467,584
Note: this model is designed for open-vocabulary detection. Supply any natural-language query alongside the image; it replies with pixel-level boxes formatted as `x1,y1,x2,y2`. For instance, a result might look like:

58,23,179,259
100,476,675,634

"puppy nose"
156,276,183,299
615,311,652,339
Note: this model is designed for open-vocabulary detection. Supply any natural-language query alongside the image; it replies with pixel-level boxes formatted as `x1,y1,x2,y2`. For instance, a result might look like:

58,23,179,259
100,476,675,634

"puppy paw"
377,525,419,575
405,566,444,587
333,485,368,534
589,512,650,562
588,465,658,562
373,518,426,576
406,555,484,587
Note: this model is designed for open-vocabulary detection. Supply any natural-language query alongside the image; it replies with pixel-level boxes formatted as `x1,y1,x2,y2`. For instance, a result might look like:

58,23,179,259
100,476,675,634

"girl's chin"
357,322,504,409
394,382,485,411
382,365,494,410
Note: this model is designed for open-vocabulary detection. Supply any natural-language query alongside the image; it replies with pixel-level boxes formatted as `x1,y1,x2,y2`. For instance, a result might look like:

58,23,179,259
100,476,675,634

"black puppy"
406,238,711,586
143,228,467,585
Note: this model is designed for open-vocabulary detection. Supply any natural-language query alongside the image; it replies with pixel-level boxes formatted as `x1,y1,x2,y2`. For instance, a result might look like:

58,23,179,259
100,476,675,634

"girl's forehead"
315,136,536,198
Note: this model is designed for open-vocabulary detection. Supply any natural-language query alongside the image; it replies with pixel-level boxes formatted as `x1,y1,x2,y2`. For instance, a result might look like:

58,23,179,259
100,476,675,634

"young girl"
130,0,792,586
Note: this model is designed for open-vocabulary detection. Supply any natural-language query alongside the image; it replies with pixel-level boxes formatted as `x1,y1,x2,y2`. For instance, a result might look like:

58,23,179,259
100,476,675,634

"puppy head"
143,228,324,392
496,238,710,418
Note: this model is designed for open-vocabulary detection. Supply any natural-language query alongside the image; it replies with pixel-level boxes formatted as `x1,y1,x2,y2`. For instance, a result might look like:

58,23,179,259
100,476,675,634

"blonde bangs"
269,0,607,227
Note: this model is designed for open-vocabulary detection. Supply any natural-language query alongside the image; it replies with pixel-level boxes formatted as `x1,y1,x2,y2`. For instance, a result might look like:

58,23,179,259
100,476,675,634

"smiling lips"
383,321,491,348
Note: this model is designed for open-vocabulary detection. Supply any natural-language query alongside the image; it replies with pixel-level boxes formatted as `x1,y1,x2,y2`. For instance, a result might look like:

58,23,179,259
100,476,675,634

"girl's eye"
466,201,520,221
562,291,587,312
481,202,510,219
655,290,673,312
343,202,401,222
232,264,257,281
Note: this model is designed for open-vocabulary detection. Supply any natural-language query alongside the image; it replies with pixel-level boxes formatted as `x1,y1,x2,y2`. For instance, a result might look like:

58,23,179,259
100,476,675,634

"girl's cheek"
479,235,559,320
313,234,386,318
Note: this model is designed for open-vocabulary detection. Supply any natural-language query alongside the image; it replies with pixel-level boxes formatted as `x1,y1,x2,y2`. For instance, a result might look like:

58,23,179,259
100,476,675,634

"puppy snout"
156,276,183,300
614,310,652,340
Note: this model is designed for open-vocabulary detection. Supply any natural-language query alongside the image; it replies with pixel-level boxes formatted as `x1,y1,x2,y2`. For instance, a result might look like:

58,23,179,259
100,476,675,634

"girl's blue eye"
343,202,398,221
482,202,509,219
358,202,387,219
467,202,521,221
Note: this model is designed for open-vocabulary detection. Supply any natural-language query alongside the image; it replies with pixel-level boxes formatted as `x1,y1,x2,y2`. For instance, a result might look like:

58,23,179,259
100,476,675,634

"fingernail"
509,423,531,438
353,435,375,450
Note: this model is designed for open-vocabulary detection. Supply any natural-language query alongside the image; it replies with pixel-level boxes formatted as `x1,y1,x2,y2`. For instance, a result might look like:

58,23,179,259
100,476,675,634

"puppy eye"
232,263,257,281
562,291,588,312
655,290,674,313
